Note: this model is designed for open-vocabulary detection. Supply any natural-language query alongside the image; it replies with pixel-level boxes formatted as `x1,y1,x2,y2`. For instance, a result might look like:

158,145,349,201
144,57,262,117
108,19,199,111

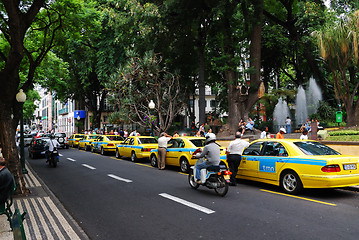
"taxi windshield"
294,142,341,155
190,139,205,147
138,138,157,144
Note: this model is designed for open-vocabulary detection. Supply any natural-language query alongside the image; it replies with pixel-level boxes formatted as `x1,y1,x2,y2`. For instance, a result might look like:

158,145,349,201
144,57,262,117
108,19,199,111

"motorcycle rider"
45,135,60,162
194,133,220,184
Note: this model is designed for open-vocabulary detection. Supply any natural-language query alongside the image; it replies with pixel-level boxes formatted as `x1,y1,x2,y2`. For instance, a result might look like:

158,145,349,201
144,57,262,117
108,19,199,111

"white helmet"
205,133,216,144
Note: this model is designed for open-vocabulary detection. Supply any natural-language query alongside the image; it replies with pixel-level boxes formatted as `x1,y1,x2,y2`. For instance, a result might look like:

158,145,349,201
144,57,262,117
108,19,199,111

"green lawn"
326,135,359,142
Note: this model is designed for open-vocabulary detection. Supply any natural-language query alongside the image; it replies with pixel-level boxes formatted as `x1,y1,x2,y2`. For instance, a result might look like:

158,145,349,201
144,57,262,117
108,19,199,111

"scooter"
188,157,231,197
47,148,59,168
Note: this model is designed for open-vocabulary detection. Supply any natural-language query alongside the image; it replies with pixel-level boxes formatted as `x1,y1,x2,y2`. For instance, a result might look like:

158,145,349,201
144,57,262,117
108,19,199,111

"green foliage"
329,130,359,136
23,89,41,121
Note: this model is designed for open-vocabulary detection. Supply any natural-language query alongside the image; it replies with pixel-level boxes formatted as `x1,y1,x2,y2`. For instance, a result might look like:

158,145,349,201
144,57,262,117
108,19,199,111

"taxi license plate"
343,164,357,170
224,175,230,180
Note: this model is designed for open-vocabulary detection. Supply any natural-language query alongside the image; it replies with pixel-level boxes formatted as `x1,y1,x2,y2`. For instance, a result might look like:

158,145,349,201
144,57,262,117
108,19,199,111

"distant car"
68,134,85,148
238,139,359,194
78,135,99,151
28,138,49,159
115,136,158,162
54,133,69,149
23,134,34,146
91,135,124,155
149,137,227,173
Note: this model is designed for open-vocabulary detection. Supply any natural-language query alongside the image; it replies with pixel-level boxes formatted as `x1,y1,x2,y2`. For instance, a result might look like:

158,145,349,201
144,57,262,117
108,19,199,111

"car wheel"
71,142,74,148
280,170,303,194
58,137,64,143
150,154,157,167
116,149,120,159
29,151,33,159
85,145,89,151
180,158,190,173
78,145,82,150
131,151,137,162
66,145,69,149
188,169,200,189
91,146,94,153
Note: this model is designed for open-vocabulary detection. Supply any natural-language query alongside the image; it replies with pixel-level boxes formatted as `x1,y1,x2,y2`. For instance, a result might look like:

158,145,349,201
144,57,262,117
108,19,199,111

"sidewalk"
0,163,89,240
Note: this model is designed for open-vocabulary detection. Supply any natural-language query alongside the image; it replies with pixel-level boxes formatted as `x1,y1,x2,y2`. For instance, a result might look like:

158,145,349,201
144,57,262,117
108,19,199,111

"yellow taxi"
90,135,124,155
149,136,227,173
238,139,359,194
78,135,99,151
115,136,158,162
68,134,85,148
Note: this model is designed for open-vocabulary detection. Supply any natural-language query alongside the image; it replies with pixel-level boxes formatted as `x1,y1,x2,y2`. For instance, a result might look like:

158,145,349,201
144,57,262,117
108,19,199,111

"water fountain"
273,97,290,133
295,85,308,127
273,78,322,132
307,77,323,116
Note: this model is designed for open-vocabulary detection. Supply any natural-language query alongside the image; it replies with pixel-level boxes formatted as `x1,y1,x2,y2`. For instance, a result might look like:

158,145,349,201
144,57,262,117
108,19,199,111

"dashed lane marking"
107,174,133,183
159,193,215,214
67,158,76,162
82,164,96,170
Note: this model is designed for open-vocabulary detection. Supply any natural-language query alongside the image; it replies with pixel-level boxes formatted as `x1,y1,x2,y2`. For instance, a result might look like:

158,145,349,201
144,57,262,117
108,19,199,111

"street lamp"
77,115,81,133
16,89,28,174
148,100,155,136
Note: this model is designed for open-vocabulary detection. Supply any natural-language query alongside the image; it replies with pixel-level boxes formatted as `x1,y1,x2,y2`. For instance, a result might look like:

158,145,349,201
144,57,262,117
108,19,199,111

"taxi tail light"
192,148,202,158
141,148,151,152
107,143,115,147
321,164,341,172
217,171,232,176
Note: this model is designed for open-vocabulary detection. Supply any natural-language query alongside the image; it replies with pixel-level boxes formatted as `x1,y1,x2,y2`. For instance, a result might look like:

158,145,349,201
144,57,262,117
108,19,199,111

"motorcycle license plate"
224,175,230,180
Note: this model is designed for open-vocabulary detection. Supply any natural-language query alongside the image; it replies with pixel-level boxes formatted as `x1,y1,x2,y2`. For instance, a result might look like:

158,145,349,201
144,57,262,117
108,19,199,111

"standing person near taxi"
276,128,286,139
157,132,172,170
226,132,250,186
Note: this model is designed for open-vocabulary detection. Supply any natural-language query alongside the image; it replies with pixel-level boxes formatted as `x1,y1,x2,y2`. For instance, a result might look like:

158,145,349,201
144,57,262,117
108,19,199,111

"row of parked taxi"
68,134,227,173
67,133,359,195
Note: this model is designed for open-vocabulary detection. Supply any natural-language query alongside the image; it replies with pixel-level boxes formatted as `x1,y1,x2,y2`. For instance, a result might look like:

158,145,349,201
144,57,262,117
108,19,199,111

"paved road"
27,148,359,240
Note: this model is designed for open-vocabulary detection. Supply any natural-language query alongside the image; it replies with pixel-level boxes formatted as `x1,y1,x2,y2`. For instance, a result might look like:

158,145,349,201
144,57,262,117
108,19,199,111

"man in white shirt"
226,132,250,186
260,126,269,139
157,132,172,170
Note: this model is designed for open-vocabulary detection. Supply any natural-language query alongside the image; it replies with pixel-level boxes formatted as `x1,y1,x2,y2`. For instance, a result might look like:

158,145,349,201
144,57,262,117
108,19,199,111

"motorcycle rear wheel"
188,170,199,189
214,176,228,197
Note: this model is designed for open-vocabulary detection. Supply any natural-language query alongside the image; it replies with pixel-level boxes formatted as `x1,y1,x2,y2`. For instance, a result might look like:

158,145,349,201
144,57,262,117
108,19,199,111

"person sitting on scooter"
194,133,220,184
45,135,60,161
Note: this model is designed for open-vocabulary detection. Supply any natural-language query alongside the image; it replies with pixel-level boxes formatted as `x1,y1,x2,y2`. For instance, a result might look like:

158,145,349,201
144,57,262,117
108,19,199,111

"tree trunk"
0,101,27,195
198,40,206,125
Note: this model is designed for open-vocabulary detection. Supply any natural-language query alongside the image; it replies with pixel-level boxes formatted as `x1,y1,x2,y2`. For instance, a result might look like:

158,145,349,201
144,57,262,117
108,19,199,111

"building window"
210,100,216,108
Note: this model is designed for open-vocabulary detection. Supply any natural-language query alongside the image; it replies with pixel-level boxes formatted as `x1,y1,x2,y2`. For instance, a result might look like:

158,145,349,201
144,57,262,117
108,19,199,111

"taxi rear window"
190,139,205,147
106,136,124,141
294,142,340,155
138,138,157,144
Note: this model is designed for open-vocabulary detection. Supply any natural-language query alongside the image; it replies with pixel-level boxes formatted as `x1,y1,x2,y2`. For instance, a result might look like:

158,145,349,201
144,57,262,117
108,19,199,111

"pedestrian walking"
157,132,172,170
226,132,250,186
260,126,269,139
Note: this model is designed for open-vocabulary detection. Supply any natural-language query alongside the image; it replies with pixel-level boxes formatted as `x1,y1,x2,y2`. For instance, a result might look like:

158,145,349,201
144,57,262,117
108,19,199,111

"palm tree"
315,11,359,126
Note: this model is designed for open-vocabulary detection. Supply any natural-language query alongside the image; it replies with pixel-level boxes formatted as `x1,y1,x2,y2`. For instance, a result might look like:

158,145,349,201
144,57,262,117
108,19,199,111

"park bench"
0,176,27,239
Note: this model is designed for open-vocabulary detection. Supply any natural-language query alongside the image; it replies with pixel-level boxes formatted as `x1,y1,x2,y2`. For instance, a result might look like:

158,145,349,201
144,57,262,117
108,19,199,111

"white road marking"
82,164,96,170
107,174,133,183
59,154,63,156
67,158,76,162
159,193,215,214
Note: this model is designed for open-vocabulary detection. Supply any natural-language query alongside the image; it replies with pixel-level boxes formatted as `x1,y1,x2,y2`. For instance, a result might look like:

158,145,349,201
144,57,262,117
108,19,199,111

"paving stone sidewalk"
0,163,89,240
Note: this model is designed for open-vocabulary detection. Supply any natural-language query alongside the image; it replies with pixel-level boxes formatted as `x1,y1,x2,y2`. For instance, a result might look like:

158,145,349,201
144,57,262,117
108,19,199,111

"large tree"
0,0,83,194
315,10,359,126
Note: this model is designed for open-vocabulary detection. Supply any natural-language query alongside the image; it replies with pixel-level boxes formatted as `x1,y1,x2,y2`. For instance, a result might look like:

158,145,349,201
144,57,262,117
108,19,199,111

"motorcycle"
188,156,231,197
47,148,59,168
